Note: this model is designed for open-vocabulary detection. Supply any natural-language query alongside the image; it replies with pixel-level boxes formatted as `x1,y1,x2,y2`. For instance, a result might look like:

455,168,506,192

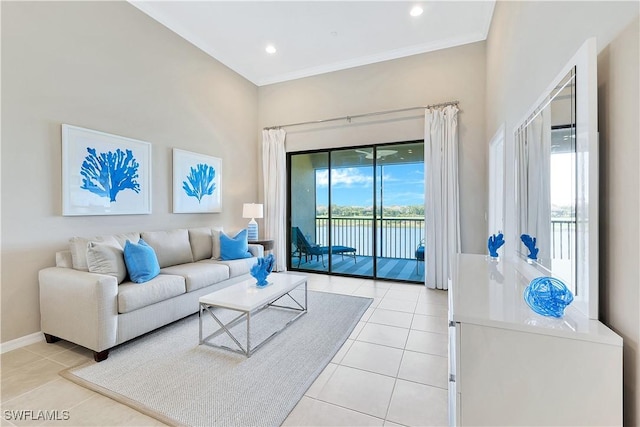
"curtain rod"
263,100,459,130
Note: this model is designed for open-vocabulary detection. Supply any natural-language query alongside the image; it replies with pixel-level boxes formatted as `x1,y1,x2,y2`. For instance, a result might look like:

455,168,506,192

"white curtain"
262,129,287,272
526,110,551,261
516,126,529,248
424,105,460,290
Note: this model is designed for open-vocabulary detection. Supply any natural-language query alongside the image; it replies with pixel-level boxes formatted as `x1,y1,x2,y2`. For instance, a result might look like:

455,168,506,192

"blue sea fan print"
182,163,216,203
80,147,140,202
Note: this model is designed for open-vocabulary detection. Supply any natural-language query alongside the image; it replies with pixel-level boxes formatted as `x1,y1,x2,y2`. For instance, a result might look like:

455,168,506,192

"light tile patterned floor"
1,273,448,426
284,273,449,426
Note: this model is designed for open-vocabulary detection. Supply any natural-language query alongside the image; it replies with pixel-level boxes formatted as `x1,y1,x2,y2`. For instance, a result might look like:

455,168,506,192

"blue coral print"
80,147,140,202
182,163,216,203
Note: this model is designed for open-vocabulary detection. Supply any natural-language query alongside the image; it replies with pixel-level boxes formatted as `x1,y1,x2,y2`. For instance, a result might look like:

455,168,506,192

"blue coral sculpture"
80,147,140,202
524,276,573,318
250,254,275,287
520,234,539,260
182,163,216,203
487,233,505,258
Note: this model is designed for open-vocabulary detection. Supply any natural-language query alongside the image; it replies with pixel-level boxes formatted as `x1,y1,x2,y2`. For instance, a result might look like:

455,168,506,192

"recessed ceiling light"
410,6,423,17
265,45,277,54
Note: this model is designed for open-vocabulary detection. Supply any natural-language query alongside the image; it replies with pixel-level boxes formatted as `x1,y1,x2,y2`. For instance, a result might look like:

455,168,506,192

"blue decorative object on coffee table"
524,276,574,318
520,234,539,261
251,254,275,287
487,233,505,259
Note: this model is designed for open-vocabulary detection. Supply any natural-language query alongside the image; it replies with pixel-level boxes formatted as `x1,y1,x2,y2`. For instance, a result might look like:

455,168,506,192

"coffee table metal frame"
198,276,307,357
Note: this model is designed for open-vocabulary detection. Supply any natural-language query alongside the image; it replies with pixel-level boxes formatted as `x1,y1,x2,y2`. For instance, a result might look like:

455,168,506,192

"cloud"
380,173,399,182
316,168,373,188
382,191,425,205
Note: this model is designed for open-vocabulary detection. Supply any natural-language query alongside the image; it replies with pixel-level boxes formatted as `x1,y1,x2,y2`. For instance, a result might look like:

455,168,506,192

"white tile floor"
1,273,449,426
283,274,449,426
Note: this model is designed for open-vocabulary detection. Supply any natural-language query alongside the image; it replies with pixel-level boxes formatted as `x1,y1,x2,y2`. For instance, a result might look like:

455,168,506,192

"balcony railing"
313,217,575,261
551,219,575,260
315,217,425,260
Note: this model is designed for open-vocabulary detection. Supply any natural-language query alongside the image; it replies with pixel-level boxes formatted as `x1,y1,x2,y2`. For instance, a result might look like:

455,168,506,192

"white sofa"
38,227,263,362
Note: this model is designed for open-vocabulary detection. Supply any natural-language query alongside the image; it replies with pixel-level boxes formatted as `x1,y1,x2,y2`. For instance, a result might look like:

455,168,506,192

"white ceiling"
131,1,496,86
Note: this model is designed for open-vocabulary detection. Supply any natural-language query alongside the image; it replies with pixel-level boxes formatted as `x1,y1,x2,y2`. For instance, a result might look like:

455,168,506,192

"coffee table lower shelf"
198,279,307,357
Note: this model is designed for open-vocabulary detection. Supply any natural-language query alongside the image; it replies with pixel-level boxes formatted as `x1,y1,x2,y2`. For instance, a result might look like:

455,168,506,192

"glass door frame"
287,140,424,283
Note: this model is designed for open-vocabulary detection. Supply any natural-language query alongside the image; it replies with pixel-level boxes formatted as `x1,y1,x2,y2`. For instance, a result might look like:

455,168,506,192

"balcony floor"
290,255,425,283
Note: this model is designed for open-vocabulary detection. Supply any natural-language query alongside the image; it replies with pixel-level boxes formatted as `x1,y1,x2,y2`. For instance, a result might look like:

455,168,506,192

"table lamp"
242,203,263,241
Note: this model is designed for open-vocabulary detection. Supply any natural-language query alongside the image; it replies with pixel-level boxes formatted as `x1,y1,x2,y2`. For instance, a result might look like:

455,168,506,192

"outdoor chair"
415,240,425,274
291,226,357,268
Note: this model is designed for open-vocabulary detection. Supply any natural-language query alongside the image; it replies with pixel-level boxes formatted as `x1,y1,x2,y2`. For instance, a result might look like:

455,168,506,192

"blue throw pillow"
123,239,160,283
219,229,252,260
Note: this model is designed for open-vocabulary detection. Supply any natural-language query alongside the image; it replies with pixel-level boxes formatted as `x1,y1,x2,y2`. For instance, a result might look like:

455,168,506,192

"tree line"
316,204,424,218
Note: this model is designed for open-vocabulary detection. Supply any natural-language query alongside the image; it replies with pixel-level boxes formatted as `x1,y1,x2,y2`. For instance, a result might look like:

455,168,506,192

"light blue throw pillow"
123,239,160,283
219,229,252,260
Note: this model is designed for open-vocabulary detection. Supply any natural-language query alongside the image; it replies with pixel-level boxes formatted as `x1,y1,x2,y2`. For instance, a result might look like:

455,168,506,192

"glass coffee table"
198,272,307,357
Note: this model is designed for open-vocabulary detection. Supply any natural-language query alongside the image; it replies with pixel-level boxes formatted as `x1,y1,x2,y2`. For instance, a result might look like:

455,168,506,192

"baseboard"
1,331,44,354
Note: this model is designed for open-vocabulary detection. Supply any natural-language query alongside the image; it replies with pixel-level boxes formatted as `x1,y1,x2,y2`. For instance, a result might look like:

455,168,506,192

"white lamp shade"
242,203,263,219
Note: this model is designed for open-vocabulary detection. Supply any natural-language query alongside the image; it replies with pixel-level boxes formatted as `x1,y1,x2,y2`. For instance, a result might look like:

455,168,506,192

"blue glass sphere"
524,277,573,318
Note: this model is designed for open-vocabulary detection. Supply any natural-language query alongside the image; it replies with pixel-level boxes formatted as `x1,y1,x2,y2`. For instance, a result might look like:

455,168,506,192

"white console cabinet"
448,254,622,426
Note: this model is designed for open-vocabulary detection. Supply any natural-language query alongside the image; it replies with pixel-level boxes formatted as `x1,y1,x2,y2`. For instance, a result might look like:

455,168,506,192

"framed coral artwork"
172,148,222,213
62,124,152,216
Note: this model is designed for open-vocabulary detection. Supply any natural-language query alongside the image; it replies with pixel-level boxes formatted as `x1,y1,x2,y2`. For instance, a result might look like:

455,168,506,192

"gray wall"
1,2,259,343
258,42,487,255
485,2,639,423
290,154,318,239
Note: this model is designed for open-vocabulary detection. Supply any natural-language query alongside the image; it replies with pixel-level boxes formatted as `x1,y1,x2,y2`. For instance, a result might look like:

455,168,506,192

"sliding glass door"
375,142,425,281
288,141,424,283
329,148,374,277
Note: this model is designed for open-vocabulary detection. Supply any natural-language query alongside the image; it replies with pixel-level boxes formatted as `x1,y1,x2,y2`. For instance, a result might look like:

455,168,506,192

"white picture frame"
62,124,152,216
173,148,222,213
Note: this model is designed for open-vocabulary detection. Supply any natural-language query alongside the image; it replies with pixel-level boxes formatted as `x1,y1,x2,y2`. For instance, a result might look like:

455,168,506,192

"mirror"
514,38,598,319
488,126,505,238
516,68,576,293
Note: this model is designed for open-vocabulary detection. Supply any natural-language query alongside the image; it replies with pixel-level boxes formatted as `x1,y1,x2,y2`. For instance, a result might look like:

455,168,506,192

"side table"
248,239,274,253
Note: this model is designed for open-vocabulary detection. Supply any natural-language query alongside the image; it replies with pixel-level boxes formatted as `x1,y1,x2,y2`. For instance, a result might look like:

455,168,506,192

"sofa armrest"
39,267,118,352
248,244,264,258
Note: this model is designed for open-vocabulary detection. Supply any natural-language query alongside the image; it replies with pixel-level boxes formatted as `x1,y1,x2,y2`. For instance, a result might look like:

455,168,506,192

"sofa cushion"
219,230,252,260
160,262,230,292
247,244,264,258
69,235,121,271
112,232,141,249
124,239,160,283
205,257,257,278
188,226,223,261
211,228,224,260
55,251,73,268
117,274,186,314
87,241,127,284
188,228,212,261
141,229,193,268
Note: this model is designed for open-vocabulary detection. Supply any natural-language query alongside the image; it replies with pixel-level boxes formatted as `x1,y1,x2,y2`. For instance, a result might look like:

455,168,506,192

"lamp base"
247,219,258,241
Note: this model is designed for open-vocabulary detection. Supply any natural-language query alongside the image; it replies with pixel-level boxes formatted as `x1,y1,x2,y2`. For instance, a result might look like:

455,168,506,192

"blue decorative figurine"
250,254,275,287
487,232,505,259
520,234,539,261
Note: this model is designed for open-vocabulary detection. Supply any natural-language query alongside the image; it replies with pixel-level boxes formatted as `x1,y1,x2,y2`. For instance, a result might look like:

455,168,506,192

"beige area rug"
62,290,371,427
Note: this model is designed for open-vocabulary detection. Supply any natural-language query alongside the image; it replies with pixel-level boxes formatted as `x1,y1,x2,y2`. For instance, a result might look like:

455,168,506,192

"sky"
315,163,424,207
550,153,575,206
314,155,573,208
